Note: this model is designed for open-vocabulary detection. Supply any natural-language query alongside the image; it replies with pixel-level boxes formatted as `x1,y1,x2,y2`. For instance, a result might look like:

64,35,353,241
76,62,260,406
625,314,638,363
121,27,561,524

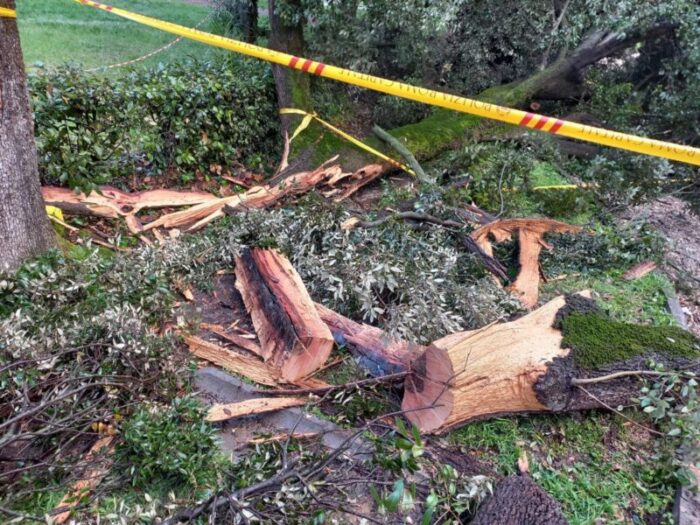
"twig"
571,370,669,386
574,384,662,436
372,124,430,183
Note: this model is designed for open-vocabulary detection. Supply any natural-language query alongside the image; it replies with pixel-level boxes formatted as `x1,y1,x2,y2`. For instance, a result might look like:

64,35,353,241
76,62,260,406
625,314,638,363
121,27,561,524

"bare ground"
620,196,700,336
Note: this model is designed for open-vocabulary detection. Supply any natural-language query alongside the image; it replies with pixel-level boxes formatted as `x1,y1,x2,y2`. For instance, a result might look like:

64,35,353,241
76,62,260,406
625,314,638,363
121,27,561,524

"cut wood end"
402,344,455,433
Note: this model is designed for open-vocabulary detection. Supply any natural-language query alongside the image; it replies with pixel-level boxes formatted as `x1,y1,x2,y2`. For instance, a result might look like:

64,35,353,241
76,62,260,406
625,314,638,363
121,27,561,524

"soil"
619,196,700,336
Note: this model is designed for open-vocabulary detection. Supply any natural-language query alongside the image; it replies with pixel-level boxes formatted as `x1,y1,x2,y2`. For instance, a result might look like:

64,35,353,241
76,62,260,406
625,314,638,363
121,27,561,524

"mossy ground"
561,312,700,369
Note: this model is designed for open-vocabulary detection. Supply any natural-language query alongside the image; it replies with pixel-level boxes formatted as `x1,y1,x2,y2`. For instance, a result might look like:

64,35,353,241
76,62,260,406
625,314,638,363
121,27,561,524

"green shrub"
117,396,226,489
30,58,278,188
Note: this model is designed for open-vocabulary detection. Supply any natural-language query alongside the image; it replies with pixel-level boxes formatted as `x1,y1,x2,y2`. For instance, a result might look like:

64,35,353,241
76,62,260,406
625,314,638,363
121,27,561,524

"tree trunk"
0,0,55,272
299,22,677,172
268,0,312,135
402,293,700,433
240,0,258,44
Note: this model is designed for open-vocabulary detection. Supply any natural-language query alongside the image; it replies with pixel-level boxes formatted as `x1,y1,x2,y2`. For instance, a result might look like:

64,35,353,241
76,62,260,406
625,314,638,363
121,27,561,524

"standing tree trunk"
268,0,312,135
0,0,55,272
236,0,258,43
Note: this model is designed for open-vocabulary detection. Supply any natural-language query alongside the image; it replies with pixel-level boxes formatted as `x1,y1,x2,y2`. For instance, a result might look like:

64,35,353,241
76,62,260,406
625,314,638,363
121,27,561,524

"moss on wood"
561,313,700,369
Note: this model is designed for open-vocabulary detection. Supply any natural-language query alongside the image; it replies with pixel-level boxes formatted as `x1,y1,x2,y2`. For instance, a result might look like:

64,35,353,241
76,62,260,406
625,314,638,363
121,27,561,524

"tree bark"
239,0,258,44
300,21,677,173
268,0,312,135
402,293,700,434
0,0,56,272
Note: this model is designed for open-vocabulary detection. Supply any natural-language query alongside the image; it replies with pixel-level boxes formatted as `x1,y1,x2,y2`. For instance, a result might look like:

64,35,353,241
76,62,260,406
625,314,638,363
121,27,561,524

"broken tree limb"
235,249,334,382
186,335,281,387
471,218,582,307
42,186,218,218
206,397,307,422
315,302,425,376
141,162,342,232
250,371,408,396
332,164,386,203
372,125,429,183
402,292,700,434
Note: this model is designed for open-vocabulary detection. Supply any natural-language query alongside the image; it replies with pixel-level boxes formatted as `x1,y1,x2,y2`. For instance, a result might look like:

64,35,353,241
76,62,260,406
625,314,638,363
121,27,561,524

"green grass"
17,0,227,71
541,271,676,326
450,413,676,524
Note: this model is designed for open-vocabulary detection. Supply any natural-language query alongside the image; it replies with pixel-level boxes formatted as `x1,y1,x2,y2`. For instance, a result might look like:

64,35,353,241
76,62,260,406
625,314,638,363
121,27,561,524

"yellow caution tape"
0,7,16,18
281,108,415,175
74,0,700,167
46,205,65,222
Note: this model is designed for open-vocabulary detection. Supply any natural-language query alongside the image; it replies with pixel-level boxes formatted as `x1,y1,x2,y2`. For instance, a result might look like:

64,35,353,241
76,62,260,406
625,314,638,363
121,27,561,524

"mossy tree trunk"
401,294,700,434
268,0,312,136
299,22,676,171
0,0,56,272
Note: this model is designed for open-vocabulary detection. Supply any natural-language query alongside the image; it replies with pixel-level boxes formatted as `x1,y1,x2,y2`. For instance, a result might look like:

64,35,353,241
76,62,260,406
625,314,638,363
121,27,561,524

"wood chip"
622,261,657,280
206,397,307,422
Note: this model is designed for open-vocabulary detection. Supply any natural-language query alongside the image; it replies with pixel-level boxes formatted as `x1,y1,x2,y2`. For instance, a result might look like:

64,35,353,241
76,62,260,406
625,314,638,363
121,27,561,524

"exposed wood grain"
200,322,264,356
403,295,572,433
206,397,307,422
186,335,280,387
315,302,423,376
471,218,581,307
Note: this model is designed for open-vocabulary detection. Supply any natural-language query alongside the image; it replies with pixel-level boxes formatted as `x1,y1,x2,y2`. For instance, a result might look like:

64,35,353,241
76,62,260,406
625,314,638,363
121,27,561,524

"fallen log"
235,249,334,382
206,397,307,422
402,293,700,433
471,218,581,307
314,302,424,376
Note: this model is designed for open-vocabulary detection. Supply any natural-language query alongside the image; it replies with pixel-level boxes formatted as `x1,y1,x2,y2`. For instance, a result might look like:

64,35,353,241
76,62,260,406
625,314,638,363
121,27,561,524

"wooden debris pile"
42,160,389,243
187,250,699,439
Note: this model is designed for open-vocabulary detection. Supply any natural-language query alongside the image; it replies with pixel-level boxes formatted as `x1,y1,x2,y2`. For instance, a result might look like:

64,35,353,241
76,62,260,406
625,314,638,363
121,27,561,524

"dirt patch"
620,196,700,336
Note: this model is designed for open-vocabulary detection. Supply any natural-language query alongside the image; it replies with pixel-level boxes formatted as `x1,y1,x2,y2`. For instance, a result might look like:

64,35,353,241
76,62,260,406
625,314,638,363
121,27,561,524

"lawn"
17,0,227,71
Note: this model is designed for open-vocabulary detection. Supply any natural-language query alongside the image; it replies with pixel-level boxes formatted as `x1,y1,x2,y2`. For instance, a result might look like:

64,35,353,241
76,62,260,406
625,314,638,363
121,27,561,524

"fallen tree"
292,22,678,172
402,293,700,433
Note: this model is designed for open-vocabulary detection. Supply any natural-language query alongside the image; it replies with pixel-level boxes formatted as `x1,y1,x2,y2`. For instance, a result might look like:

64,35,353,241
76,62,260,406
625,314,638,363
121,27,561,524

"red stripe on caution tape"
549,120,564,134
519,113,534,127
534,116,549,130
